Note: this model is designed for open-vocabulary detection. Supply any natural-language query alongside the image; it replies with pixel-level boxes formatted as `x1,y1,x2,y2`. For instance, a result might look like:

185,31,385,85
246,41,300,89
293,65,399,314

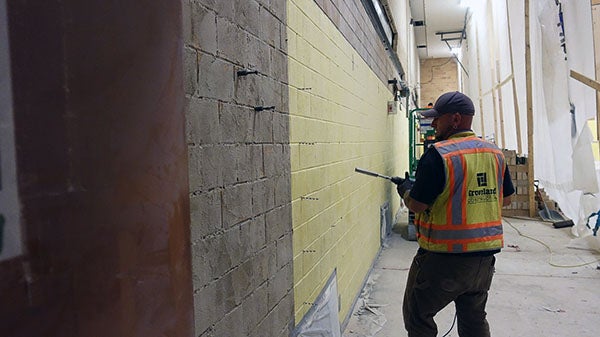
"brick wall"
419,57,459,106
183,1,294,336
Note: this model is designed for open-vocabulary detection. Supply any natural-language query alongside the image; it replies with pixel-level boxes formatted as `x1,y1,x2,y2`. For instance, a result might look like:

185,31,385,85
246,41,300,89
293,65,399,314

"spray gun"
354,167,406,185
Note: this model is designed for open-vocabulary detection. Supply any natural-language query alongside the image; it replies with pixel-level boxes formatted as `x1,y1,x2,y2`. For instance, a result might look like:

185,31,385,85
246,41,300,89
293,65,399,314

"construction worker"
394,91,515,337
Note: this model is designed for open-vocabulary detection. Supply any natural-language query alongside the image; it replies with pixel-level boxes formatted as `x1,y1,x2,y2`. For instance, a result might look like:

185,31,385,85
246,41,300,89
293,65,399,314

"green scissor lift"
405,108,435,240
408,108,435,178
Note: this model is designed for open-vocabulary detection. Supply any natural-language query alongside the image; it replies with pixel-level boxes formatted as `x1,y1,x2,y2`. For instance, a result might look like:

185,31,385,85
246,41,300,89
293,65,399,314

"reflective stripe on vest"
415,133,506,253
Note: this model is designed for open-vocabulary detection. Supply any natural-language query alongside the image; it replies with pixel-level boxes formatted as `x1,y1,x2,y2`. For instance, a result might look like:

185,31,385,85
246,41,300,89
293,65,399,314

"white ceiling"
409,0,469,59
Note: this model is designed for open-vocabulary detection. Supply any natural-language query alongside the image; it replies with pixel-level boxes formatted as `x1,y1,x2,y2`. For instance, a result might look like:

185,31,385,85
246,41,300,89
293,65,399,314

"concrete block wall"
288,0,408,325
419,57,459,107
312,0,397,85
183,1,294,336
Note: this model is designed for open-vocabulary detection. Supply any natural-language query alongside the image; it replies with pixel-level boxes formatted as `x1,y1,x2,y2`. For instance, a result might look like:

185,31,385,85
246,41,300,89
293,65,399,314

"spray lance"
355,167,398,183
354,168,413,198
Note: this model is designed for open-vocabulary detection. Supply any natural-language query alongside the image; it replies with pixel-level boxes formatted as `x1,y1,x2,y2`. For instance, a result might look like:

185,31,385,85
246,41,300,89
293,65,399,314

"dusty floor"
343,217,600,337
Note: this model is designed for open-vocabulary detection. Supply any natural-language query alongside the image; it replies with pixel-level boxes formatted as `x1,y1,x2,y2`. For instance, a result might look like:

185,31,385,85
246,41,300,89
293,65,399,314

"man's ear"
453,113,462,124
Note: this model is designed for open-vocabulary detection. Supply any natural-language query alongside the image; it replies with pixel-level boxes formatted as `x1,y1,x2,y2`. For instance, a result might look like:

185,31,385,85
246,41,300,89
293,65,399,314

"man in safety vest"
394,91,515,337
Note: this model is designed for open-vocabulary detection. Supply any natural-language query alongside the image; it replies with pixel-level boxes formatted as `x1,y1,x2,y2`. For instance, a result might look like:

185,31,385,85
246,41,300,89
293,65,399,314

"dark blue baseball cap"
421,91,475,118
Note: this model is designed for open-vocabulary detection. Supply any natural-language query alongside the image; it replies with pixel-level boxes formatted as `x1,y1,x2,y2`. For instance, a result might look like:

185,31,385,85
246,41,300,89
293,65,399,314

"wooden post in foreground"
525,0,536,218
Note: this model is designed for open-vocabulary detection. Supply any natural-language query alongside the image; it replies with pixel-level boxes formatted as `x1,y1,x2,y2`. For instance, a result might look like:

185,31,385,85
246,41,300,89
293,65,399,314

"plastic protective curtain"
462,0,599,248
533,0,599,241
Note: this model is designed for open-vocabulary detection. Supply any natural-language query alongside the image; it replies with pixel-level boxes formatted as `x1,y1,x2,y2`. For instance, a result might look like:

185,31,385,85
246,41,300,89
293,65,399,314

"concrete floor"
343,217,600,337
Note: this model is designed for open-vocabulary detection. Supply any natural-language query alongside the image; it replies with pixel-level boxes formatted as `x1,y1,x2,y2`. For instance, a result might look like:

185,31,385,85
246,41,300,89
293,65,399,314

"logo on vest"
468,173,497,204
477,173,488,187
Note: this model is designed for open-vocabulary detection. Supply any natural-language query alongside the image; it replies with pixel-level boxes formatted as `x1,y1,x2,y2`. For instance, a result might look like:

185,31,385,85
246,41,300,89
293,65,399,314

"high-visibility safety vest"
414,131,506,253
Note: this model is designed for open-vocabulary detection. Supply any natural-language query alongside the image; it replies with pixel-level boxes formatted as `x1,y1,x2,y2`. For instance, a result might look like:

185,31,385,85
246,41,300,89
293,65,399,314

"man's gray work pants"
403,249,496,337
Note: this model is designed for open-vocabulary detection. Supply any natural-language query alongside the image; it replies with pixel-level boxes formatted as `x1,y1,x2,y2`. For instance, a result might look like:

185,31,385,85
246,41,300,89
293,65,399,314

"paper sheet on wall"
293,270,341,337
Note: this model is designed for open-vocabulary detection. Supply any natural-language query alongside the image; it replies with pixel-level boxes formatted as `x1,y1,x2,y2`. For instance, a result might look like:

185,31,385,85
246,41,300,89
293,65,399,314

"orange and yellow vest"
414,131,506,253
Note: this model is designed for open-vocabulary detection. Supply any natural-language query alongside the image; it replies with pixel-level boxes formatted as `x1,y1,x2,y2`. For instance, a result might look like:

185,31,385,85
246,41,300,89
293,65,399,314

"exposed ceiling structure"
409,0,469,59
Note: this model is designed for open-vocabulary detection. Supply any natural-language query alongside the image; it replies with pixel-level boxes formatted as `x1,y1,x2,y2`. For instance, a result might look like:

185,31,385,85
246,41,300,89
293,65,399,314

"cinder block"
274,174,292,206
253,178,275,215
212,302,244,337
222,144,253,185
231,258,253,304
245,283,269,333
182,1,192,44
254,109,274,143
251,144,265,179
186,96,220,145
266,204,292,243
268,262,293,309
191,242,211,289
191,2,217,54
274,241,287,280
253,291,294,337
193,282,217,335
251,75,274,108
254,303,276,337
276,234,293,269
190,189,222,241
241,216,267,259
279,145,292,175
234,1,260,36
187,147,203,192
188,145,223,192
275,82,290,114
192,236,240,293
279,21,288,52
238,292,260,335
263,144,277,177
196,0,216,9
222,182,253,227
224,226,244,267
198,53,234,101
270,0,287,22
215,272,237,316
220,103,253,143
214,0,234,20
252,38,271,76
216,17,244,65
252,245,273,286
183,47,197,95
259,8,280,48
236,73,264,107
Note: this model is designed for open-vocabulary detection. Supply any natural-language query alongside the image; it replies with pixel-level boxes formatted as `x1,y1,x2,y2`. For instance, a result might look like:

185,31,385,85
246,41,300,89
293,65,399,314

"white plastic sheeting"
293,270,341,337
461,0,599,247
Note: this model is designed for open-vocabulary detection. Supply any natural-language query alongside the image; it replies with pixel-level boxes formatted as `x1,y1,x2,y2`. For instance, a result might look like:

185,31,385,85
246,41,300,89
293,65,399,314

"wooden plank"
476,26,486,139
525,0,536,218
571,69,600,159
570,69,600,92
593,5,600,156
593,0,600,6
486,3,500,145
496,60,506,149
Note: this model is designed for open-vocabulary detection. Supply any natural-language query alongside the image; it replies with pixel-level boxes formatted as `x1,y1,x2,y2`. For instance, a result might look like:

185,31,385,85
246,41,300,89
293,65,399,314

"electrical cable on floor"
436,217,599,337
502,217,600,268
